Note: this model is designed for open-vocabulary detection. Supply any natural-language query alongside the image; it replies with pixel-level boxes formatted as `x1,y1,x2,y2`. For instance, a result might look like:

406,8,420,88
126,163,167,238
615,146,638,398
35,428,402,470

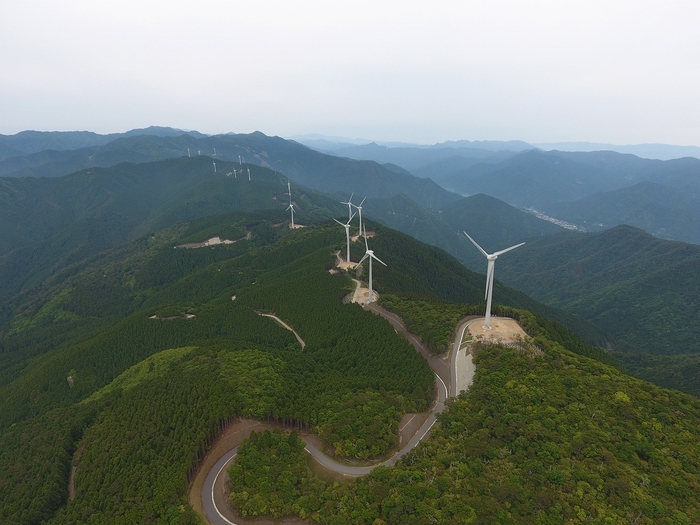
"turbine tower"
247,167,251,181
463,231,525,330
334,212,356,264
352,197,367,237
287,181,296,228
358,225,386,304
212,161,216,173
341,193,354,223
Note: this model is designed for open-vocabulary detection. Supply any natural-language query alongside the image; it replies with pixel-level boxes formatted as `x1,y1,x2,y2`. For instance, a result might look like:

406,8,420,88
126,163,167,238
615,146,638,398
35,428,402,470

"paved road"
203,448,239,525
202,287,459,525
202,370,448,525
450,319,474,398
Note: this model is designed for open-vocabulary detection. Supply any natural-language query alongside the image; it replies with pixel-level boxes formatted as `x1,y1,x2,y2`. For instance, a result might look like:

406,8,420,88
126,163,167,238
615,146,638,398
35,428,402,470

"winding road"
200,279,476,525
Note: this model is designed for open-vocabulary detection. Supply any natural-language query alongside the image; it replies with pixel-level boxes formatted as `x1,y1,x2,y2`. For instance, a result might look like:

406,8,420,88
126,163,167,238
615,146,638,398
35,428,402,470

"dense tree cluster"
0,218,434,523
227,337,700,525
379,294,467,354
2,212,697,525
228,429,324,519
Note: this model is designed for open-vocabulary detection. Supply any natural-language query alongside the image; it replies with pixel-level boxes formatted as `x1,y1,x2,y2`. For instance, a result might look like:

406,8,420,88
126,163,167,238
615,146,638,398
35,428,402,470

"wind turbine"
287,181,296,228
334,212,356,264
463,231,525,330
341,193,354,223
352,197,367,236
212,161,216,173
187,148,191,158
358,225,386,304
238,154,242,166
247,167,251,181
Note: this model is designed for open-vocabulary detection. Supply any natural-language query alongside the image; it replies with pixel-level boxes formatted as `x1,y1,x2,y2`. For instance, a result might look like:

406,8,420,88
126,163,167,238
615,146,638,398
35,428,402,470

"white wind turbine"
334,212,356,264
352,197,367,236
212,161,216,173
341,193,354,223
247,167,251,181
358,225,386,304
463,231,525,330
287,181,296,228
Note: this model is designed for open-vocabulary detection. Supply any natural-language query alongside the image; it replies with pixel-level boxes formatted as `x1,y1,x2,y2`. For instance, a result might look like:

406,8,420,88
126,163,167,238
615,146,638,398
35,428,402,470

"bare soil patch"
468,317,527,344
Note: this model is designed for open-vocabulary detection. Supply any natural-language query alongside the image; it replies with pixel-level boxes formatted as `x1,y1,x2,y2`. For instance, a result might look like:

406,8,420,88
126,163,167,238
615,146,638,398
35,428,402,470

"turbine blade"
334,218,344,226
358,253,369,265
349,212,356,223
359,196,366,206
493,242,526,257
371,253,387,266
363,225,369,251
463,231,489,258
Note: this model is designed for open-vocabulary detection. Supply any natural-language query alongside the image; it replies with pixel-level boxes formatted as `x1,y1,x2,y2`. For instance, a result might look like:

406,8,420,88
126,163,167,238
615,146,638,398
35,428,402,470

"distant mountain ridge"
0,126,206,160
0,131,459,210
535,141,700,160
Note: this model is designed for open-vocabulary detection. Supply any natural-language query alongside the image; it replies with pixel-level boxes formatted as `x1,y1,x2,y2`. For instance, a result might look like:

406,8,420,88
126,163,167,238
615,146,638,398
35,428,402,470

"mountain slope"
0,157,343,302
496,225,700,356
0,127,205,160
544,181,700,244
1,131,460,209
3,211,698,525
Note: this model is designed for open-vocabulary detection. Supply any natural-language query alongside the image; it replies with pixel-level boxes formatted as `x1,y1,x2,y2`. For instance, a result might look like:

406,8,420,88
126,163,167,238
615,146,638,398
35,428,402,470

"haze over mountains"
302,136,700,246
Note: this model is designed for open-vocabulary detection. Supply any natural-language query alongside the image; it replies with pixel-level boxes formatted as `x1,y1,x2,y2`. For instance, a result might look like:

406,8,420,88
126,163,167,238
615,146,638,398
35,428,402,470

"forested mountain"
361,193,563,274
0,131,459,209
0,210,606,523
440,193,563,248
2,206,700,524
0,127,204,161
544,181,700,244
0,156,343,302
229,340,700,525
494,225,700,394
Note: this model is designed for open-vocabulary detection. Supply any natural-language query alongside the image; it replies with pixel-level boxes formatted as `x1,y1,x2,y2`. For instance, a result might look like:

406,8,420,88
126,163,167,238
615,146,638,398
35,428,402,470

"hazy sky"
1,0,698,145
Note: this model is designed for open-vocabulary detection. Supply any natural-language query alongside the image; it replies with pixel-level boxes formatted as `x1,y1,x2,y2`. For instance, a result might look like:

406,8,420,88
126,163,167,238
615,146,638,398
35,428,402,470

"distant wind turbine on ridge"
463,231,525,330
352,197,367,237
247,167,251,181
334,212,356,264
358,225,386,304
341,193,354,223
287,181,296,228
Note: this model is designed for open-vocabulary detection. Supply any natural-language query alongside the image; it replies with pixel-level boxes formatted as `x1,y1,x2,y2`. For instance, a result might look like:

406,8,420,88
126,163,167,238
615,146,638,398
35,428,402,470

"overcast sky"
1,0,698,145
